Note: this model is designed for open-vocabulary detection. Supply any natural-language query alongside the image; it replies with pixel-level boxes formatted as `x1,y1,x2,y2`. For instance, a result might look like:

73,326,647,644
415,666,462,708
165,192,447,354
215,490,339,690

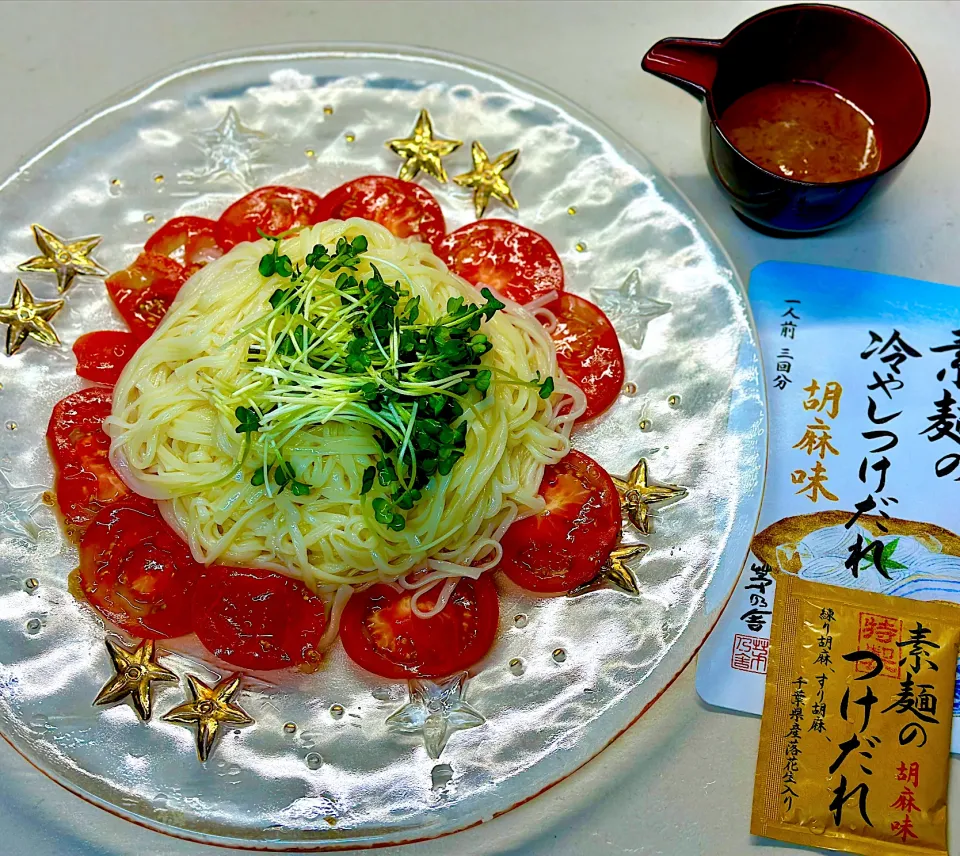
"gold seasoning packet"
752,574,960,856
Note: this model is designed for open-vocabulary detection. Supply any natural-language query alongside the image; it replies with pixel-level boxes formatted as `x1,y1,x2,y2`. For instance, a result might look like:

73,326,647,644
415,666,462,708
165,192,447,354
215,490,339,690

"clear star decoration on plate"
179,107,266,190
17,224,107,294
590,269,671,351
0,468,45,543
386,671,485,760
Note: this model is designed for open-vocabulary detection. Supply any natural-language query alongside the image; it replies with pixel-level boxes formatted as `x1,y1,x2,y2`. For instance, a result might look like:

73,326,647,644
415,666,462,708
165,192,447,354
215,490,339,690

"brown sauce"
718,81,881,183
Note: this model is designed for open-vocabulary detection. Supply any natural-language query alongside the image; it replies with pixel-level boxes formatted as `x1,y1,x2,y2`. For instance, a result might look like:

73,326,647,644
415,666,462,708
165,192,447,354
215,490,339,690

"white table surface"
0,1,957,854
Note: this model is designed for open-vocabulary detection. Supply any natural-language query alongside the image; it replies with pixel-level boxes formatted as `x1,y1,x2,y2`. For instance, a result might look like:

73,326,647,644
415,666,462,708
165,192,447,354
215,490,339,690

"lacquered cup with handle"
642,3,930,236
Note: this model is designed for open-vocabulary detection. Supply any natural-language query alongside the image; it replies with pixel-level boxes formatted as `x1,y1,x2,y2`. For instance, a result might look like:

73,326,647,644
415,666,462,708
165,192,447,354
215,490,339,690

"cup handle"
642,37,722,100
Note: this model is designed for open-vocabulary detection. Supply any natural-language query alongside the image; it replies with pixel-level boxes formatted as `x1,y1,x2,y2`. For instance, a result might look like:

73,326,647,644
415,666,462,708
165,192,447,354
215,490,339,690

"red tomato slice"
78,497,201,638
498,450,620,593
47,388,131,528
549,293,625,421
340,575,499,679
437,220,564,305
317,176,446,250
72,330,139,385
192,565,328,671
215,185,324,251
47,387,114,470
145,216,223,267
105,251,188,341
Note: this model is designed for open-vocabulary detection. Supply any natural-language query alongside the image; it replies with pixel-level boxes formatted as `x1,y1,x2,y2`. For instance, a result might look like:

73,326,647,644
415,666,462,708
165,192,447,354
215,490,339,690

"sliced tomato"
73,330,139,385
549,293,625,421
55,470,124,531
47,387,114,470
340,575,499,679
78,497,201,638
498,450,620,593
215,185,324,251
437,220,564,305
145,216,223,267
192,565,328,671
105,251,188,341
47,388,130,528
316,176,446,250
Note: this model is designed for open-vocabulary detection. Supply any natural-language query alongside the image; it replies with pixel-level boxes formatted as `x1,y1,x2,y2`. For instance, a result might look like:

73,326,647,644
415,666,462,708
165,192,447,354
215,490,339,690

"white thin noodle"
412,578,460,618
316,584,352,651
524,290,559,311
106,219,578,596
525,289,561,334
533,307,558,333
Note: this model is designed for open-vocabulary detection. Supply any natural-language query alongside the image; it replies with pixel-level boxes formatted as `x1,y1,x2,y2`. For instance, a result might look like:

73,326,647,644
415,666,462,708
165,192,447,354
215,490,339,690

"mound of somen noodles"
106,219,583,607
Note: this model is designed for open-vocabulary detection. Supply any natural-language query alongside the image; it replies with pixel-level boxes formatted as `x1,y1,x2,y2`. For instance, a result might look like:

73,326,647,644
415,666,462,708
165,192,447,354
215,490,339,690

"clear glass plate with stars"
0,45,765,849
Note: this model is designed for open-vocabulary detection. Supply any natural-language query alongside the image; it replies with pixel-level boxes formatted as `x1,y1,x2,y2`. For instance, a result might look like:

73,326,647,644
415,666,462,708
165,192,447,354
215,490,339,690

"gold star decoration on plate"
93,639,178,722
387,108,462,183
612,458,687,536
569,543,649,597
600,543,649,595
454,141,519,218
17,224,106,294
0,279,65,356
162,674,253,762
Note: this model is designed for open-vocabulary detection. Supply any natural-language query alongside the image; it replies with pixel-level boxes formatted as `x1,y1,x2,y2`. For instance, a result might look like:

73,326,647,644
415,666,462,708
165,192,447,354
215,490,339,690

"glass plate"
0,45,765,849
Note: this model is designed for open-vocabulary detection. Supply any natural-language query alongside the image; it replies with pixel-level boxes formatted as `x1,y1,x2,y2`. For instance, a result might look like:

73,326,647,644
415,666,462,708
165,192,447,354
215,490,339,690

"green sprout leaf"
479,287,506,320
235,406,261,435
275,254,293,278
372,497,394,525
290,480,311,497
258,255,276,277
360,465,376,495
273,459,299,493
